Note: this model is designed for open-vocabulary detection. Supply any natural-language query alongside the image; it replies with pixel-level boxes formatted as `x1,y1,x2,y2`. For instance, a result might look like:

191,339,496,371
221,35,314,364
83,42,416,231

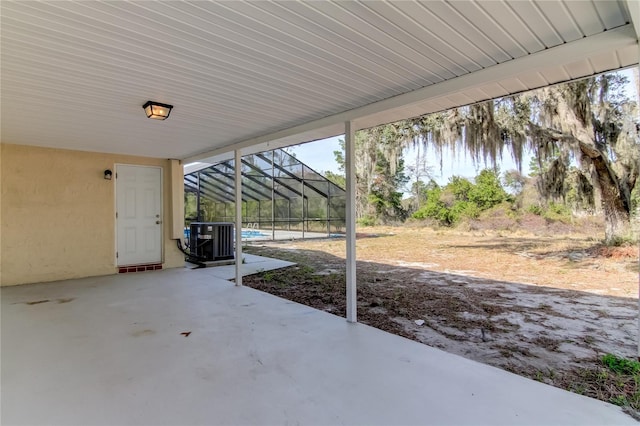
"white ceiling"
1,1,638,161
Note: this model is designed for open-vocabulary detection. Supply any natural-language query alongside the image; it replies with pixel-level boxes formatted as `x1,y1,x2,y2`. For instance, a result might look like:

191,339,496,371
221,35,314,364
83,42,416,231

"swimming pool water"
241,230,267,238
184,228,267,239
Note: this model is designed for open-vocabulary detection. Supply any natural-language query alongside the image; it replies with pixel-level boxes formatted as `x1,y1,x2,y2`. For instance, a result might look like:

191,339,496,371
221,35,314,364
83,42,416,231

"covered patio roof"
2,1,638,161
2,3,640,421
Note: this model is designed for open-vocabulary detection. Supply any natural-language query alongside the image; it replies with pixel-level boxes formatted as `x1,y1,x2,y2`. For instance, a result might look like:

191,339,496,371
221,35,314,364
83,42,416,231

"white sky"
289,136,530,186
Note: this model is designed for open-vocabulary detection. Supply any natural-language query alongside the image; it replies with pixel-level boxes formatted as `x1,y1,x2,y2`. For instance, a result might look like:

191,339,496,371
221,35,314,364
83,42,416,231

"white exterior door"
116,165,162,266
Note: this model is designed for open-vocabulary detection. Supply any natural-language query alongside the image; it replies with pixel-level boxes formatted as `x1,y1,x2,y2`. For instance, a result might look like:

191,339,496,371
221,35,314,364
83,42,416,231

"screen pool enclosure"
184,149,346,238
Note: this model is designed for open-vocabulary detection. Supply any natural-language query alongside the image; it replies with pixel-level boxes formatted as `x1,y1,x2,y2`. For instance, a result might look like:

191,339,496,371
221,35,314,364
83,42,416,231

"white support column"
301,177,306,239
345,121,357,323
169,159,184,240
628,45,640,361
235,149,243,287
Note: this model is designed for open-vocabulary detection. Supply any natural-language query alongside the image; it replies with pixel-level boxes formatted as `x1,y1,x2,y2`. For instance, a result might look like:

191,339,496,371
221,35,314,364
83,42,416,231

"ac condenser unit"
189,222,234,261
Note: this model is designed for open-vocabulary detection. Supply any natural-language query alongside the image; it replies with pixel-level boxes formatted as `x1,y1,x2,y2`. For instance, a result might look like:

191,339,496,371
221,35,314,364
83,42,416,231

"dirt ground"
242,222,639,412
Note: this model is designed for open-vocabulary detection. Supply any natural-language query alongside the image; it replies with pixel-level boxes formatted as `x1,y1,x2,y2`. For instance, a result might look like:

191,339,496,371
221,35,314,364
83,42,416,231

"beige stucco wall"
0,143,184,286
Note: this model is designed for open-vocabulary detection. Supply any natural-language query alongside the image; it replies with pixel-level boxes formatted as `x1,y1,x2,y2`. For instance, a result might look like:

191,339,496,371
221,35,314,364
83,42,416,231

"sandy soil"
243,225,639,391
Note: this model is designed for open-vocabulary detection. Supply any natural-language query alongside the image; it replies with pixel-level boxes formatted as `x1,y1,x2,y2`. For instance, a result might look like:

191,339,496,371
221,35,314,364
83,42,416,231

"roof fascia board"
625,0,640,40
185,24,637,163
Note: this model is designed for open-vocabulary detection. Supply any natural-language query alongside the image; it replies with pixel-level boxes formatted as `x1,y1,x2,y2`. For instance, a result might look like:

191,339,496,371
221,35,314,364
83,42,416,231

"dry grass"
243,225,639,416
272,226,637,297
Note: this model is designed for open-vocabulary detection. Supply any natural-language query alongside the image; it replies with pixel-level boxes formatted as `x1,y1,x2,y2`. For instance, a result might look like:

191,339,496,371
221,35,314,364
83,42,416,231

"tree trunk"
553,92,632,244
576,141,631,243
602,198,631,244
589,152,631,244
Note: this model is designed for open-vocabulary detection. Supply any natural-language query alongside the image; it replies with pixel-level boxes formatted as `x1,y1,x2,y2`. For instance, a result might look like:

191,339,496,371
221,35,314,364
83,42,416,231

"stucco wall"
0,144,184,286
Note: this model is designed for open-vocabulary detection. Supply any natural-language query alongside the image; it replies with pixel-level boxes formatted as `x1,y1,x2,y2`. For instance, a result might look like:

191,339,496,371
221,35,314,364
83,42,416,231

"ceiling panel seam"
1,49,353,123
1,42,362,117
219,1,422,91
0,84,299,131
535,1,582,42
333,1,459,80
136,1,407,96
385,2,481,72
558,0,589,38
441,1,512,61
304,1,447,83
5,5,380,105
412,1,497,68
356,1,470,76
499,1,546,52
528,1,565,46
563,1,604,36
29,1,385,101
470,1,528,58
1,33,368,117
278,1,440,85
592,1,627,28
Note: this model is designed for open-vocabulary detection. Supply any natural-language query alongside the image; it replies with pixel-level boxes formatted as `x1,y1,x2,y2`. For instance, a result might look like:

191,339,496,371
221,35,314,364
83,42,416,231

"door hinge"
116,212,118,218
116,252,119,258
115,173,118,179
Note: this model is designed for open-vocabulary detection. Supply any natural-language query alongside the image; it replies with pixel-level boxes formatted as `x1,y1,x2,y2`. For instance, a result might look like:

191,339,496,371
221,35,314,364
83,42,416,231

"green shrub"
357,215,376,227
543,202,572,223
412,186,449,223
528,204,544,215
448,176,473,201
412,169,509,226
449,200,482,222
469,169,508,209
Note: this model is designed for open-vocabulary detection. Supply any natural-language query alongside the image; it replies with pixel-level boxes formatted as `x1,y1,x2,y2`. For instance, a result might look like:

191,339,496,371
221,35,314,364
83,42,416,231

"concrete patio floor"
1,266,635,425
191,253,296,280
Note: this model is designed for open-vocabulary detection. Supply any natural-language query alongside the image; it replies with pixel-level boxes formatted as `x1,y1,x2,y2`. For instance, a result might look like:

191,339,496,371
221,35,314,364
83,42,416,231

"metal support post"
234,149,243,287
345,121,357,323
301,178,305,239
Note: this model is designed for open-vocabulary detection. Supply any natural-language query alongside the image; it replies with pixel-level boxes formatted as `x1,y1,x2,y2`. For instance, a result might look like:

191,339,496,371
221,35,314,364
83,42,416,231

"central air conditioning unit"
189,222,234,261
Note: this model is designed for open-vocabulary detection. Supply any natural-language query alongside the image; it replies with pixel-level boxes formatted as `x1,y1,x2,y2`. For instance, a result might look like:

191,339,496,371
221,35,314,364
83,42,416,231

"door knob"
156,220,162,224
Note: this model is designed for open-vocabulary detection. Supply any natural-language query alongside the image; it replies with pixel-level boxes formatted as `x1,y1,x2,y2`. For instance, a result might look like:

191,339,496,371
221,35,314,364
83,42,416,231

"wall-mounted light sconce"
104,169,113,180
143,101,173,120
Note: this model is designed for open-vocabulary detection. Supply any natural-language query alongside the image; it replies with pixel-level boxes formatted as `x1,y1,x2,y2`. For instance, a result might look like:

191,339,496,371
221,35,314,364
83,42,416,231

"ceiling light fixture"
143,101,173,120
